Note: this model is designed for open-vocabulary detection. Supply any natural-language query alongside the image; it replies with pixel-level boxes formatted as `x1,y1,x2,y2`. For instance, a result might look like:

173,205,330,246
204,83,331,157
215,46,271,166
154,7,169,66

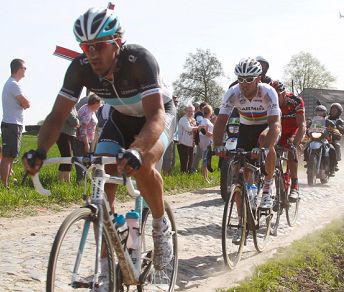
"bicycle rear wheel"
286,193,300,227
222,184,247,269
138,201,178,292
46,207,116,292
270,173,283,236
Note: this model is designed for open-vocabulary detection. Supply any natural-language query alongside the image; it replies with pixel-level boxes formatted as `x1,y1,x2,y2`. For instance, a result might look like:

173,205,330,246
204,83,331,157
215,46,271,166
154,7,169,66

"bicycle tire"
220,157,235,202
222,184,247,269
137,201,178,292
253,187,272,252
270,173,282,236
46,207,116,292
286,192,300,227
307,152,317,185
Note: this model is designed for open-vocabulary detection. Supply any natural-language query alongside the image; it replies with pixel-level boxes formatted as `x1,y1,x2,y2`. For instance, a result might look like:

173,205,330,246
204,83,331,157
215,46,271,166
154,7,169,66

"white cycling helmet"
234,57,262,77
73,7,122,42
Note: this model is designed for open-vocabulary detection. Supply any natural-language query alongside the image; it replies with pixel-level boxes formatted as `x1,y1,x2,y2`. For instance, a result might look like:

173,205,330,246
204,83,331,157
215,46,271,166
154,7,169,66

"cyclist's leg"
133,115,176,270
236,124,258,209
258,126,279,209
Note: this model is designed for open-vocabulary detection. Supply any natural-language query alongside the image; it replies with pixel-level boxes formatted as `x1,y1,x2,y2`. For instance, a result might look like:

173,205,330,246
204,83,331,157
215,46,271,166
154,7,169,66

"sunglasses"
237,76,257,84
80,39,116,54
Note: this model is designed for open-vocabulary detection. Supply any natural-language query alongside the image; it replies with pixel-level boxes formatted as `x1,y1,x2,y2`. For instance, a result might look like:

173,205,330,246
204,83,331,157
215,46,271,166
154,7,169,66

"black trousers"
177,143,194,173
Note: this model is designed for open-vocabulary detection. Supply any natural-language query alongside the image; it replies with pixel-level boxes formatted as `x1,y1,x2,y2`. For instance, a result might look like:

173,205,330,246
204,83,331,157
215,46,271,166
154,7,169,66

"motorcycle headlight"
311,132,322,139
228,126,239,134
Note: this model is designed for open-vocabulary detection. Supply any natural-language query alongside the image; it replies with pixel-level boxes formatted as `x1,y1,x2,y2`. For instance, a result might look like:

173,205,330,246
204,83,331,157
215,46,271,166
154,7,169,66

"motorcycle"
305,116,332,185
220,117,240,201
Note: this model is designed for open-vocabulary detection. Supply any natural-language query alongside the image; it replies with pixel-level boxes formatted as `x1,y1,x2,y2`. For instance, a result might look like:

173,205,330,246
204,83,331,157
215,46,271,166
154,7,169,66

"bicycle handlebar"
206,145,265,173
31,155,127,196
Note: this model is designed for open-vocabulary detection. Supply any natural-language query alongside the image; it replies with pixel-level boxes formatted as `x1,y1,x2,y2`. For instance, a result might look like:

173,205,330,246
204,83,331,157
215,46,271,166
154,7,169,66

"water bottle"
245,183,252,196
246,184,257,209
126,210,140,265
115,214,128,245
250,184,258,209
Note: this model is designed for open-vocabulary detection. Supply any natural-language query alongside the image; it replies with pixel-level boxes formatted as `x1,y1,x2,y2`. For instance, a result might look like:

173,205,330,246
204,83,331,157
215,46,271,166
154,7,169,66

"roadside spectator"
192,101,208,172
92,103,113,151
1,59,30,187
74,94,100,183
75,94,89,111
77,94,101,154
177,105,199,173
56,106,79,182
199,104,214,182
162,95,179,175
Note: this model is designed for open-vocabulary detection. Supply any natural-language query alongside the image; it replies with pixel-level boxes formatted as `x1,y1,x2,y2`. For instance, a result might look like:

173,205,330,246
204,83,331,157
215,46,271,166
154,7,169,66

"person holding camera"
199,104,214,182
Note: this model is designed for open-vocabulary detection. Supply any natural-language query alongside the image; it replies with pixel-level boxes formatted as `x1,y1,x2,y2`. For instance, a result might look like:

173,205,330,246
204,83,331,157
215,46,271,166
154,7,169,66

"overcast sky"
1,0,344,125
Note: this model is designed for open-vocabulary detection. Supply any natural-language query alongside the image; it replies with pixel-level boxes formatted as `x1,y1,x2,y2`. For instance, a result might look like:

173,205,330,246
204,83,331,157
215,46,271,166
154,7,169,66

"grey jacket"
61,107,79,137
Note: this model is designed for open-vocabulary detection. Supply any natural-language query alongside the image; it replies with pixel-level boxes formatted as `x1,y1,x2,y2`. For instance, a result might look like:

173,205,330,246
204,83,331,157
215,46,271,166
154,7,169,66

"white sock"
152,215,168,231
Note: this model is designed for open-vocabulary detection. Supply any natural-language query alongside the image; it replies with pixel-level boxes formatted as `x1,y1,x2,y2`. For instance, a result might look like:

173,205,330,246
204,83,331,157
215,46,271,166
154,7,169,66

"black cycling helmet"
271,80,286,93
315,105,327,117
330,103,343,116
256,55,269,75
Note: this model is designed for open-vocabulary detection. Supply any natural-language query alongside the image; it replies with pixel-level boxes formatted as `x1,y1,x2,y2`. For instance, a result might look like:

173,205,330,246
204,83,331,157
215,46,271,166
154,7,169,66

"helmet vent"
74,20,83,38
105,18,117,32
92,12,107,34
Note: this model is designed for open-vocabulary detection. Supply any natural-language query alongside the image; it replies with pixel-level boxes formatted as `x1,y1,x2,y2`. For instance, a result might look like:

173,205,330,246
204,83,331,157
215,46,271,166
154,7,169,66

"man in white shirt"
1,59,30,187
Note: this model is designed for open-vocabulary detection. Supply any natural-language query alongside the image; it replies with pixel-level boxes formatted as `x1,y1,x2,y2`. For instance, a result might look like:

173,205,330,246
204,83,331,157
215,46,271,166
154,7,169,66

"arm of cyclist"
292,111,306,147
264,115,281,149
213,113,229,156
23,95,75,175
118,93,165,175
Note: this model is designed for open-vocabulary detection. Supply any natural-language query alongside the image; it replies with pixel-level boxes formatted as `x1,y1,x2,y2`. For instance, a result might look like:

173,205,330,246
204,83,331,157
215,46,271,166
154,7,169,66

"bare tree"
173,49,225,108
283,51,336,94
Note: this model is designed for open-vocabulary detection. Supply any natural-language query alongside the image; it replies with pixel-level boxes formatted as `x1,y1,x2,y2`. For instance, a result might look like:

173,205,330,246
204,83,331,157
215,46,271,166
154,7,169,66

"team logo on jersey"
79,57,89,65
239,98,246,104
241,105,265,111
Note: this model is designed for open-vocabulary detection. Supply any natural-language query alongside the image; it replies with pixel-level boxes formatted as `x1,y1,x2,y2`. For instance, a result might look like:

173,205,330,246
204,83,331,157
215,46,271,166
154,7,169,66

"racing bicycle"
270,144,300,236
31,153,178,292
207,146,272,269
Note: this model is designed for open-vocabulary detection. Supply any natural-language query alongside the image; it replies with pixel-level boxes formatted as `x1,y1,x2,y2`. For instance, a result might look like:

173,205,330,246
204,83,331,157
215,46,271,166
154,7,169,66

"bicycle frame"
227,150,268,229
32,155,147,286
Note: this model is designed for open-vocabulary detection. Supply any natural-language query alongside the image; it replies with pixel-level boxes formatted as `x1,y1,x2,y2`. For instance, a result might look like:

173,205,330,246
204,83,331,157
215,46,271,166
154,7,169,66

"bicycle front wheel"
222,184,247,269
46,207,116,292
138,201,178,292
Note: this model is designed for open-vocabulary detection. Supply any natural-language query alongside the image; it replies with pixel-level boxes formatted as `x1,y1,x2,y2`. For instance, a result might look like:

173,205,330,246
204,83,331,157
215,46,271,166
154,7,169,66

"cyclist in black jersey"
23,6,175,271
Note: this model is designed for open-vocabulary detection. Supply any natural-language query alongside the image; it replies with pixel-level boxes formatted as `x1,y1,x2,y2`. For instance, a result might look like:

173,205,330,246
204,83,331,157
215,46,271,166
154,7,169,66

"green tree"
173,48,225,108
283,51,336,94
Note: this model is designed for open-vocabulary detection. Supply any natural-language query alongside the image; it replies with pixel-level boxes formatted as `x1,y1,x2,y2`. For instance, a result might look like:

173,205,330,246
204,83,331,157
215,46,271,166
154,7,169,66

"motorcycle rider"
271,81,306,201
327,103,344,171
304,105,337,176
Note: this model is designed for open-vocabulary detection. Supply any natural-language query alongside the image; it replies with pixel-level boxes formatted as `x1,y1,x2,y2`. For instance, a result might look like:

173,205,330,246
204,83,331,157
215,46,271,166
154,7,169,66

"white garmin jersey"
219,83,280,125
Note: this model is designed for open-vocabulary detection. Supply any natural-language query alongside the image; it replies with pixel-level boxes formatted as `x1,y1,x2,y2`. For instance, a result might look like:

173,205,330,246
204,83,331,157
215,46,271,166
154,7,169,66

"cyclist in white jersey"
213,57,281,209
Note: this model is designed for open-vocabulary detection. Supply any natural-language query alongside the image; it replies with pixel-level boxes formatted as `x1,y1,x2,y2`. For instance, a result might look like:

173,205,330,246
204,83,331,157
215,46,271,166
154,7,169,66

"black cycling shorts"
237,123,268,151
95,101,176,156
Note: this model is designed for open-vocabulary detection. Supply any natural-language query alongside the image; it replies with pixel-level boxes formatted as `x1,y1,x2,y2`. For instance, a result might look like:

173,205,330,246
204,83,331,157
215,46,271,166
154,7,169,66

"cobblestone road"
1,167,344,291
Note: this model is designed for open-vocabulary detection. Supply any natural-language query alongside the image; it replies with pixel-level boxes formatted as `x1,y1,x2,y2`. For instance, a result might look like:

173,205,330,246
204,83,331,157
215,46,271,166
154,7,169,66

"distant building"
299,88,344,119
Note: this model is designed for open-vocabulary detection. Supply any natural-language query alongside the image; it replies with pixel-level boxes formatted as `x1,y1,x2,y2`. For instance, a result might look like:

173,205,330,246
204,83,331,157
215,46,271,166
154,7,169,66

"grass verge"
220,218,344,291
0,135,221,216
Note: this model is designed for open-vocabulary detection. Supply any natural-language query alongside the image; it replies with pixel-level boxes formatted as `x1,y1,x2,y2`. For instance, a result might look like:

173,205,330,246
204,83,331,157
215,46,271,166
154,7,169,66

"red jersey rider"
272,81,306,201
